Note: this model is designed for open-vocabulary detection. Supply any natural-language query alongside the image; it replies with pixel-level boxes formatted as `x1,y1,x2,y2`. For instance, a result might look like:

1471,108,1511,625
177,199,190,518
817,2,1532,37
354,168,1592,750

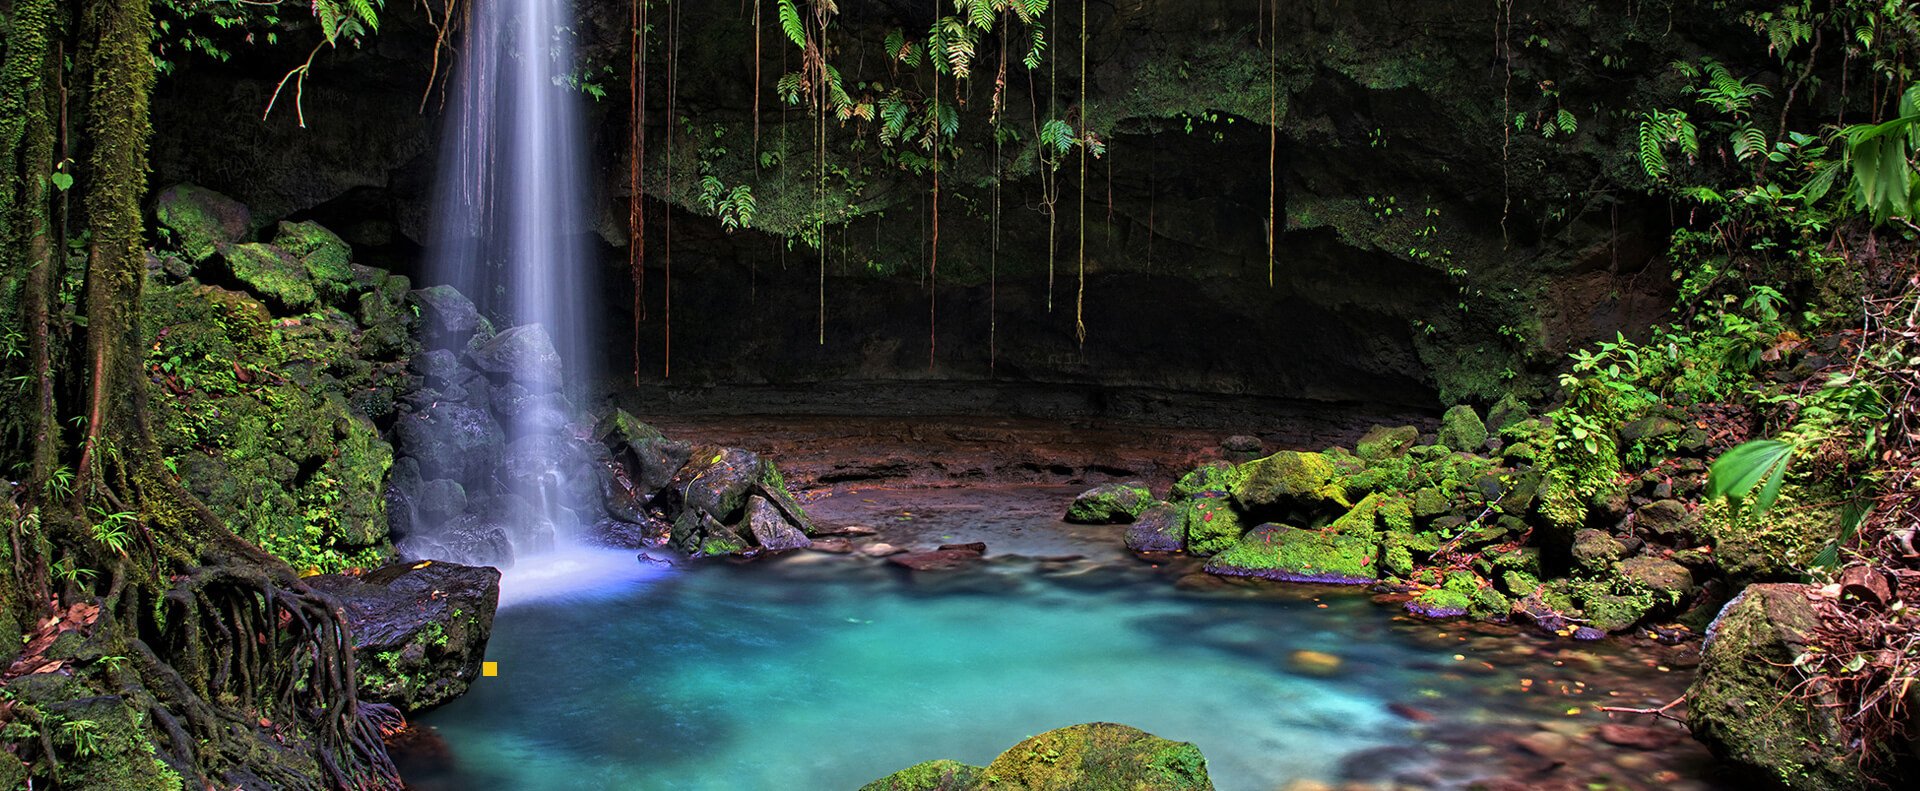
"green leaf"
777,0,807,48
50,172,73,191
1705,439,1796,515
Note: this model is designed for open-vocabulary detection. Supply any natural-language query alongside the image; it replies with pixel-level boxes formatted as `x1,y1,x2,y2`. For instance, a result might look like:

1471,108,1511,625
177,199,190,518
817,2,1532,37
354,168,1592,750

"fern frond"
778,0,807,48
1555,108,1577,135
1732,124,1767,161
1638,117,1669,178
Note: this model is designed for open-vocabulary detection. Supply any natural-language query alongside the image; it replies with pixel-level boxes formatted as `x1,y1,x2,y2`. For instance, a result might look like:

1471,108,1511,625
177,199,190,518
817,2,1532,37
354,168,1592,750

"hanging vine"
630,0,648,384
1074,0,1087,345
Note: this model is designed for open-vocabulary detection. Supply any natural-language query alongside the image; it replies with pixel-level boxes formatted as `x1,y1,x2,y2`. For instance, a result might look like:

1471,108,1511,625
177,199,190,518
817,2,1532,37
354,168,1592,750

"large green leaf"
1705,439,1796,515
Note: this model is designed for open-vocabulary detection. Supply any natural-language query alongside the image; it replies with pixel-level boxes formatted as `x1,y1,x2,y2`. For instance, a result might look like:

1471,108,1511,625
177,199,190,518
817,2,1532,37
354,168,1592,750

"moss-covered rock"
1231,451,1345,512
1437,405,1488,452
1616,555,1695,602
216,241,316,310
1354,425,1419,462
1178,496,1244,556
860,760,983,791
153,183,250,262
271,220,354,302
1687,584,1867,790
1169,461,1244,500
1124,502,1185,553
1571,528,1629,571
1203,524,1378,584
976,722,1213,790
309,561,501,714
1406,588,1471,619
1065,483,1155,524
1698,490,1844,583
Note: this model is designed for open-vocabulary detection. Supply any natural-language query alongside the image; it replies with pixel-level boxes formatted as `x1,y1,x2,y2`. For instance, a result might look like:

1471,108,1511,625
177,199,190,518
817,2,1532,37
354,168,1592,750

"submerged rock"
1065,482,1154,524
1203,524,1378,585
309,561,501,714
1687,584,1867,790
1405,589,1470,619
887,547,985,572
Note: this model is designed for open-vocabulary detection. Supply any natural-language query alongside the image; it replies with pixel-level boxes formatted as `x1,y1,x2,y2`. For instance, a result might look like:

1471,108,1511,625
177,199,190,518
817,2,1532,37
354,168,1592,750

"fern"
1732,123,1768,161
1638,117,1670,178
1555,108,1577,135
349,0,380,30
960,0,993,30
1024,26,1046,70
777,0,807,48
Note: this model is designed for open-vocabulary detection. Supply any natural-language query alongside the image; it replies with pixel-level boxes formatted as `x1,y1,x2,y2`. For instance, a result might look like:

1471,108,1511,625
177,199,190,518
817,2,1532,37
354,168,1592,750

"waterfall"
403,0,597,569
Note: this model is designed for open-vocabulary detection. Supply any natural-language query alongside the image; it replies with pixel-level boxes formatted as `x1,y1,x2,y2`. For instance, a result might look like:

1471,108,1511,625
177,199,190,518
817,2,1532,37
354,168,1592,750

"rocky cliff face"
150,1,1756,413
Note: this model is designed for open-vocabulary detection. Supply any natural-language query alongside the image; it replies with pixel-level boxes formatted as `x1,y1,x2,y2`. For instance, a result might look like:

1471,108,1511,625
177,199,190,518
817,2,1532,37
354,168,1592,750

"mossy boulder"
1698,491,1844,584
1406,588,1470,619
272,220,354,302
1436,405,1488,451
1230,451,1345,512
1485,393,1530,435
976,722,1213,790
596,408,666,447
1124,502,1185,553
1354,424,1419,462
154,183,250,262
1169,461,1244,500
1065,483,1154,524
1177,496,1244,556
860,760,983,791
1688,584,1867,790
217,241,316,310
1616,555,1696,602
1203,524,1378,584
1571,528,1629,571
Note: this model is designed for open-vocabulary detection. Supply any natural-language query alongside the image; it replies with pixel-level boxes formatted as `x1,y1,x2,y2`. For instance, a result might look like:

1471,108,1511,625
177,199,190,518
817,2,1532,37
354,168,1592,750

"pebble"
1515,731,1571,759
857,542,906,558
1289,650,1344,676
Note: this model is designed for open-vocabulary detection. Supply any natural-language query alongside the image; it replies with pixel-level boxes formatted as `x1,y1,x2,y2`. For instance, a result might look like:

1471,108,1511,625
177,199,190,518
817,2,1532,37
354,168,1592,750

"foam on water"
494,548,676,608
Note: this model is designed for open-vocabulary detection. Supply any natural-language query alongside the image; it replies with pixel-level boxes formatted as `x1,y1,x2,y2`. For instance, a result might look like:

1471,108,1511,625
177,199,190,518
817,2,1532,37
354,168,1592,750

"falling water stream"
416,0,595,568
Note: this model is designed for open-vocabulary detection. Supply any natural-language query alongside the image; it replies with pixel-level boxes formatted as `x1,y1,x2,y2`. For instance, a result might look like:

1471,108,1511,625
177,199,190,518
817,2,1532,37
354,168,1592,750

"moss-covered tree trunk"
0,0,404,787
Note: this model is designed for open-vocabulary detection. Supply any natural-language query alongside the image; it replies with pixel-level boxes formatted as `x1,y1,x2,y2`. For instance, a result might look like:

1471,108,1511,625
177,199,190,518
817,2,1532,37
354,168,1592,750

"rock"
469,323,564,392
1179,496,1244,556
499,434,602,515
1635,499,1694,540
858,542,906,558
414,478,467,525
1221,434,1263,453
808,537,856,554
1231,451,1342,511
1437,405,1488,451
977,723,1213,790
1169,461,1244,500
1597,724,1683,750
1579,590,1654,633
937,542,988,553
858,759,982,791
745,495,811,552
409,349,467,388
1618,415,1686,445
1516,730,1572,759
1688,584,1867,790
595,408,665,446
271,220,354,300
1203,524,1378,585
886,549,984,571
308,561,500,714
1617,555,1696,601
628,436,694,495
216,242,315,310
1065,482,1154,524
154,184,251,262
1125,502,1185,553
586,516,666,549
410,285,485,349
1289,649,1344,676
1571,528,1629,570
1405,589,1470,619
395,402,504,494
1354,425,1419,461
1485,393,1530,435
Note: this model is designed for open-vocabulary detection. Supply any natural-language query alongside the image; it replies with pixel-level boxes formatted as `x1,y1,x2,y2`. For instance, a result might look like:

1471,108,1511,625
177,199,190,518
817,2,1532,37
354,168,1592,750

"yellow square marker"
482,661,498,677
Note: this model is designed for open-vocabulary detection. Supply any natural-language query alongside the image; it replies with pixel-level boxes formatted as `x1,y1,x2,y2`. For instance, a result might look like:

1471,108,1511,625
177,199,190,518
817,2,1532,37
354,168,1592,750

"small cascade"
391,0,598,570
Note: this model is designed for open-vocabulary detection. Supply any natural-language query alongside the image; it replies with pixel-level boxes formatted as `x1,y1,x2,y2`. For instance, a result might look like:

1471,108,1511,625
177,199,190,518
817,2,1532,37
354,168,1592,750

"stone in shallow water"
1289,649,1344,676
858,759,980,791
746,495,811,552
1203,524,1378,585
1125,502,1185,553
886,549,984,572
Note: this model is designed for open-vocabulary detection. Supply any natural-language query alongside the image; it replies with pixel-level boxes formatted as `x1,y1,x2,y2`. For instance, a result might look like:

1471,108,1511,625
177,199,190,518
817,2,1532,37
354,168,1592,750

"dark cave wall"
148,0,1748,413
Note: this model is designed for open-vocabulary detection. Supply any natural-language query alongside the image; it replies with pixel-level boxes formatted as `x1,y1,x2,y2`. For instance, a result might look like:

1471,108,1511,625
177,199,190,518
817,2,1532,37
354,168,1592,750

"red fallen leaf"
258,717,272,728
